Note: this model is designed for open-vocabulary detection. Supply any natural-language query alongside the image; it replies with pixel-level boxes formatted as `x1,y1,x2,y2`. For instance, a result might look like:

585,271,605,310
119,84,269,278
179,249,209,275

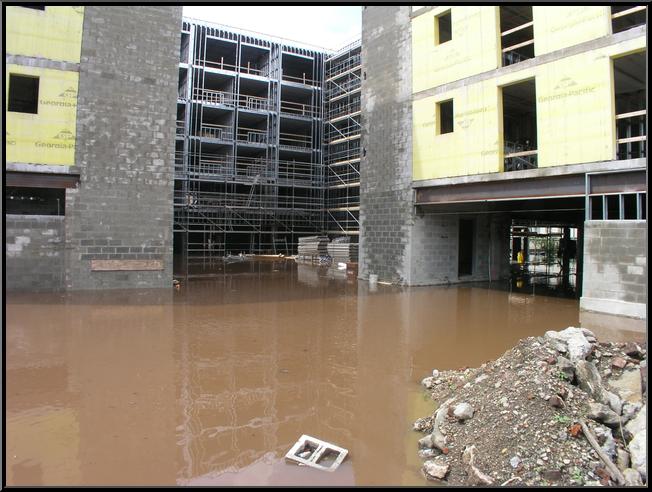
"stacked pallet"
327,237,359,264
297,235,329,257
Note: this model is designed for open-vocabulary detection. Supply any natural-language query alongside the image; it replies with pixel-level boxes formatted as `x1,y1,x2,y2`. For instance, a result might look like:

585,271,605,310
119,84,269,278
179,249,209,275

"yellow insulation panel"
412,37,646,181
535,51,613,168
413,81,503,181
412,6,500,93
6,65,79,166
6,6,84,63
533,6,611,56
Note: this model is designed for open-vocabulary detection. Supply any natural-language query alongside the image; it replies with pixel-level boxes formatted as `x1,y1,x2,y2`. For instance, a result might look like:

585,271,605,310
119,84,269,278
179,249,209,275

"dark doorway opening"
458,218,474,276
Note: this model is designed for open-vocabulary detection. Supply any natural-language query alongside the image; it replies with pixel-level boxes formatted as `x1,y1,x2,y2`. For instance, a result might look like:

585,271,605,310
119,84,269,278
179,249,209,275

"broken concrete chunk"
586,402,621,428
418,434,435,450
621,401,642,423
421,376,437,389
426,398,454,453
593,425,616,461
603,390,622,415
545,328,592,363
623,468,643,486
418,448,439,460
580,327,596,339
628,429,646,481
616,448,630,472
575,360,605,402
624,404,646,440
462,445,495,485
553,341,568,354
453,402,474,421
608,369,643,404
623,342,644,359
423,460,449,480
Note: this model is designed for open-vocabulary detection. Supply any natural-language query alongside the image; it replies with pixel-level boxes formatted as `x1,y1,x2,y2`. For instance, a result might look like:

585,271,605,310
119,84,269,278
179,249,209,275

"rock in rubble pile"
415,327,647,486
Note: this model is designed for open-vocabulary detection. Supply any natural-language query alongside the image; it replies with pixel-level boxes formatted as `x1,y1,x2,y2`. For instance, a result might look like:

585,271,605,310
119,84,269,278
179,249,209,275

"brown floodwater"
4,260,642,486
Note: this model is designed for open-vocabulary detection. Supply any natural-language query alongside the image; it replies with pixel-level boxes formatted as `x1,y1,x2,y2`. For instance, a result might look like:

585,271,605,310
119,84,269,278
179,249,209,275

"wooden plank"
501,21,533,37
504,150,538,158
611,6,646,19
90,259,164,271
615,109,646,119
617,135,646,144
502,39,534,53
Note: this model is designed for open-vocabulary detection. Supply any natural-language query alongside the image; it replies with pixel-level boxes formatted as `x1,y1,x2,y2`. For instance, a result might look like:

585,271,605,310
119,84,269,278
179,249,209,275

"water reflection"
6,261,586,486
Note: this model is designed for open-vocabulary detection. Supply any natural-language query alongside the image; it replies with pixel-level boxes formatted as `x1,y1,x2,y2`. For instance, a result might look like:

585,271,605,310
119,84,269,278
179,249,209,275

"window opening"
8,74,39,114
5,187,65,215
502,79,537,171
435,11,452,45
611,5,646,34
613,51,646,160
500,6,534,66
437,99,454,134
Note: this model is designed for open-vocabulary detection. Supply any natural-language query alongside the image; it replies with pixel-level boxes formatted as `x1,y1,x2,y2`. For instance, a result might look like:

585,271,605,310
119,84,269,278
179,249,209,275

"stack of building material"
327,237,359,264
297,235,329,257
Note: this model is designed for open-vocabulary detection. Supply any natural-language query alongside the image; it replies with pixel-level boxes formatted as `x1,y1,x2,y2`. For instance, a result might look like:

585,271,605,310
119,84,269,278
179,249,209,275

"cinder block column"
359,6,414,284
66,6,182,290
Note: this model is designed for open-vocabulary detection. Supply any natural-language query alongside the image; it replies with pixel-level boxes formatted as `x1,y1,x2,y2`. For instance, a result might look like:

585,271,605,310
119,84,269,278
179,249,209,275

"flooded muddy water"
5,260,639,486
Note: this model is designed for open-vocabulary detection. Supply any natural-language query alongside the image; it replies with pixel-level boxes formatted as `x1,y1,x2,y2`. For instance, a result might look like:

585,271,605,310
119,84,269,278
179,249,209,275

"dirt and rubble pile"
414,327,647,486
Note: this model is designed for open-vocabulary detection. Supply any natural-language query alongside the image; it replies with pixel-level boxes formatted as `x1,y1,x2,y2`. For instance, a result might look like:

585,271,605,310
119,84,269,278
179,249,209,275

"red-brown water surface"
6,260,591,486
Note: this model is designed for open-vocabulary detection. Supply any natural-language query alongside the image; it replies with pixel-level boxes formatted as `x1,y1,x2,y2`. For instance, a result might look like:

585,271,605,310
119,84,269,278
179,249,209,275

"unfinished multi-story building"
174,19,328,275
360,6,647,319
173,19,365,276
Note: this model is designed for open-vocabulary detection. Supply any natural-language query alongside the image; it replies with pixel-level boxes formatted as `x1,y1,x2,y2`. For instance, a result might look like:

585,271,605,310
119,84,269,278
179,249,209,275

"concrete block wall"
65,6,182,290
359,6,414,284
5,215,65,291
581,220,647,319
409,213,511,286
409,214,458,285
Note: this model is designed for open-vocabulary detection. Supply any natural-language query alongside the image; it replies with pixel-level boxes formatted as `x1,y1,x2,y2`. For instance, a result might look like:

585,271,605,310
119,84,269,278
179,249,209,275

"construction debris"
413,328,647,486
326,236,359,265
297,236,329,258
285,435,348,472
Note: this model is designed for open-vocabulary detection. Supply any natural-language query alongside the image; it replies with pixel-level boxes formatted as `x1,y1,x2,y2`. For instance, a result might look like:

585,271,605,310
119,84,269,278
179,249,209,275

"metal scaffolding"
324,40,361,241
175,19,326,276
